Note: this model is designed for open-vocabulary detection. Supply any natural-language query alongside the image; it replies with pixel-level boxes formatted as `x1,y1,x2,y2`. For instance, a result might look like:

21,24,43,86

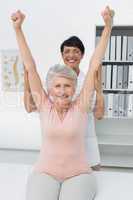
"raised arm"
11,10,47,110
78,6,114,111
93,65,104,119
24,67,37,113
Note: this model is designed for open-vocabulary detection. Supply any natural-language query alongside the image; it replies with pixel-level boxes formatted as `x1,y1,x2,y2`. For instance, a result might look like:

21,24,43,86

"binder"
107,93,113,117
122,36,127,61
102,65,106,89
110,36,116,61
112,65,117,89
128,65,133,90
127,36,133,61
117,65,123,89
113,94,119,117
118,94,125,117
124,94,128,117
104,37,110,61
104,93,108,117
106,65,112,89
116,36,122,61
127,94,133,117
122,65,129,89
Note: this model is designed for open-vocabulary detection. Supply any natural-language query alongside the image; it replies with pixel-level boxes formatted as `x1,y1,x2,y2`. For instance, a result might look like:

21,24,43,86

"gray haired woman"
11,6,114,200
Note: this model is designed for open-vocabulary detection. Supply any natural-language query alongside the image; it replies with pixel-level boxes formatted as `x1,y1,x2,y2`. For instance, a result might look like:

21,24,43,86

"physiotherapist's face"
62,46,83,71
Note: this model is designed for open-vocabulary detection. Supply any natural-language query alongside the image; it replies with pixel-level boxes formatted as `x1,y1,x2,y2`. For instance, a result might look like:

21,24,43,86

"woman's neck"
74,67,80,76
54,103,70,114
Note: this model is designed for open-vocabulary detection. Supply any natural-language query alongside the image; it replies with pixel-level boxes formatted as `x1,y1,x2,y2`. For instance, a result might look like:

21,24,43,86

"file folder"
123,65,129,89
106,65,112,89
107,93,113,117
113,94,119,117
104,93,108,117
117,65,123,89
127,36,133,61
112,65,117,89
116,36,122,61
118,94,125,117
127,94,133,117
122,36,127,61
110,36,116,61
128,65,133,90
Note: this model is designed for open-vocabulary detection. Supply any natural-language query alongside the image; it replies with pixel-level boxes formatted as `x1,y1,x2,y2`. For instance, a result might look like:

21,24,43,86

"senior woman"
11,7,114,200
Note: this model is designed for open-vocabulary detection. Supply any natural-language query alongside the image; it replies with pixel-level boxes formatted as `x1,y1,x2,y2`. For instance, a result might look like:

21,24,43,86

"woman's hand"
101,6,115,28
11,10,25,29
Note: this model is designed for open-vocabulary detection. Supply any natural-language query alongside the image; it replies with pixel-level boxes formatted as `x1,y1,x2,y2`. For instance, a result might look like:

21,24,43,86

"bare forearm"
94,92,104,119
24,90,37,113
90,26,111,71
24,68,37,112
15,27,36,72
83,26,112,95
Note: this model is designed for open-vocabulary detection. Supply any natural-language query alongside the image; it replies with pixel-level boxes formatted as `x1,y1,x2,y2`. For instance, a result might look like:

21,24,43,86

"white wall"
0,0,133,149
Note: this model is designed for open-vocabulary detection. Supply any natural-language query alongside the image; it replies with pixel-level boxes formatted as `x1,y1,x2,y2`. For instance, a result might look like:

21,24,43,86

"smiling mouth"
56,95,72,101
57,96,69,99
67,60,77,63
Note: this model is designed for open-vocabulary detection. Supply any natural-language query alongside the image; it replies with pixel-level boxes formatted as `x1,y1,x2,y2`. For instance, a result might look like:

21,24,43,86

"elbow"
24,100,37,113
94,109,104,120
25,103,37,113
24,104,33,113
95,114,103,120
95,115,103,120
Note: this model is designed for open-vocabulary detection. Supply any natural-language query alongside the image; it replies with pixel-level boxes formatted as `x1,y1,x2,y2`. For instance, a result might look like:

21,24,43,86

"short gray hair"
46,64,77,90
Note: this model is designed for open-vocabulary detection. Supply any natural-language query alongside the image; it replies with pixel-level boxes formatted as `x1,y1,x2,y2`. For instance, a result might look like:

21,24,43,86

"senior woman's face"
48,76,75,106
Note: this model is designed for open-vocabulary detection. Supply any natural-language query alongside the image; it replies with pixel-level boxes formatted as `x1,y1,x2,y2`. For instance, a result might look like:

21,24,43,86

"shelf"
103,89,133,92
102,61,133,64
98,134,133,146
96,25,133,36
96,25,133,168
100,154,133,168
103,116,133,119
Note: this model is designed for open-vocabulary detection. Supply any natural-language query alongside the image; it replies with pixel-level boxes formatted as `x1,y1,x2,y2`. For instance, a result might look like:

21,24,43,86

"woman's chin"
58,98,71,107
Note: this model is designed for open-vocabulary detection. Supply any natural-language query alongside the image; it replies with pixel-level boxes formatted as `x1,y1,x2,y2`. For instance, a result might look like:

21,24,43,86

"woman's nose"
68,52,74,58
59,87,65,95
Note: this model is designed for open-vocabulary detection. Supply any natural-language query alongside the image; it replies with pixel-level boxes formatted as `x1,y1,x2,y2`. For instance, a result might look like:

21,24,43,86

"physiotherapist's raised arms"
11,10,48,110
78,6,114,112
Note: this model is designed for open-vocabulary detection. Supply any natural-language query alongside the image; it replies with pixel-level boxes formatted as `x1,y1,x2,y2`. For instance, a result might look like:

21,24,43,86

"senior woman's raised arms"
11,11,47,110
77,6,114,112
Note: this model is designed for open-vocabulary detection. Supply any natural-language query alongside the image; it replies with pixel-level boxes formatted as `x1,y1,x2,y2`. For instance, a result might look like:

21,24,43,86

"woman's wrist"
104,25,112,33
14,26,22,33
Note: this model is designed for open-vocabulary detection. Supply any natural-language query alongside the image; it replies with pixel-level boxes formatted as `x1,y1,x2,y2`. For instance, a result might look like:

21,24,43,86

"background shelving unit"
95,26,133,168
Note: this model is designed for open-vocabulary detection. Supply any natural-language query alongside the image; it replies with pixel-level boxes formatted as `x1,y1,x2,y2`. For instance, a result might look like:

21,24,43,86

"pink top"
33,98,92,181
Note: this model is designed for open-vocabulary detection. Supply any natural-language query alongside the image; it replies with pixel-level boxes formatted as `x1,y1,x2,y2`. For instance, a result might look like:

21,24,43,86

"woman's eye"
74,50,80,54
55,85,60,88
63,51,69,55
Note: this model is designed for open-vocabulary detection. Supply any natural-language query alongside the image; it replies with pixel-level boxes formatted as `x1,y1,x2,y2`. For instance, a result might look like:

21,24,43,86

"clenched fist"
101,6,115,28
11,10,25,29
